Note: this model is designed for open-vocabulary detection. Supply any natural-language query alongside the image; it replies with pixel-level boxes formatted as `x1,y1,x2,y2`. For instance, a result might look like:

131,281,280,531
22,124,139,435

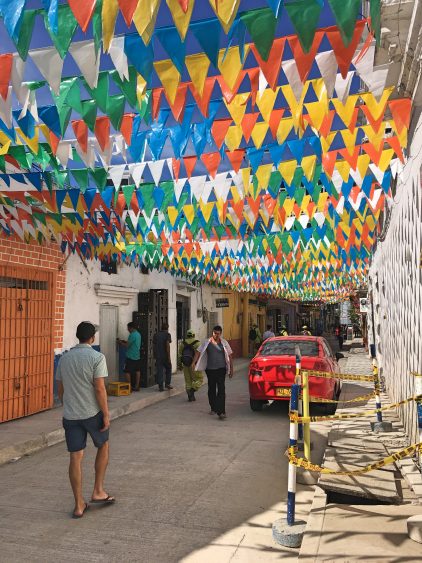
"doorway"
99,305,118,382
176,296,190,352
0,265,55,423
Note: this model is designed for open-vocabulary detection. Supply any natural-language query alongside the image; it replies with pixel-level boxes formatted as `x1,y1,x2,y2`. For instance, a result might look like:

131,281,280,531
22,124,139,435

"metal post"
370,359,393,432
302,370,311,461
287,383,300,525
295,346,303,443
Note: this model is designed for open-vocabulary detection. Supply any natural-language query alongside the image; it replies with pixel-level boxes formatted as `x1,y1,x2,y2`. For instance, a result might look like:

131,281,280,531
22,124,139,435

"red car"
248,336,342,412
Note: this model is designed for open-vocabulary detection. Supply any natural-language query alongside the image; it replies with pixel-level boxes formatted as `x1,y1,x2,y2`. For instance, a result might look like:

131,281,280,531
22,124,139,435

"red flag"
0,54,12,100
120,114,134,145
251,37,285,90
326,20,366,79
118,0,139,27
95,116,110,151
201,152,221,178
288,31,323,83
226,149,245,173
183,156,197,178
389,98,412,133
68,0,96,32
212,118,233,149
72,120,88,153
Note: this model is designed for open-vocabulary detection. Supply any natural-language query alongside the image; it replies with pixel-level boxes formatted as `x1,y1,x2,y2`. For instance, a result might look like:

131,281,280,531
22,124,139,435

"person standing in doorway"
262,324,275,341
178,329,203,401
153,322,173,392
117,322,142,392
56,322,115,519
193,325,233,420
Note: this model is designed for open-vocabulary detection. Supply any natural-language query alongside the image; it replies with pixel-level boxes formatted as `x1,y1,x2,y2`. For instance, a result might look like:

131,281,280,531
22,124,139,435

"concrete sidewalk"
0,357,249,466
299,341,422,562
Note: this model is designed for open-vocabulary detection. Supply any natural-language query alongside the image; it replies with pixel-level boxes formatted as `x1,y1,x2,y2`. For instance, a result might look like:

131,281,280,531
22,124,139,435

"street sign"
216,298,229,308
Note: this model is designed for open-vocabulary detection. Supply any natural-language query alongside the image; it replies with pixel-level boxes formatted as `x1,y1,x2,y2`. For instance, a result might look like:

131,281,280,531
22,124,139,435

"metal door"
99,305,118,382
0,265,54,423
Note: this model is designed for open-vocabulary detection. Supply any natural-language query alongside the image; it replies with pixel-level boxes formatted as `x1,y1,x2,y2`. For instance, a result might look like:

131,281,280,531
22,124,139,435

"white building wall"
369,113,422,445
61,254,217,369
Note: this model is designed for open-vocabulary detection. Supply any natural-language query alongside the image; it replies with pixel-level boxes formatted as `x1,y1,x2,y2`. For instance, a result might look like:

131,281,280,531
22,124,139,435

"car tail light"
313,361,327,372
250,364,263,377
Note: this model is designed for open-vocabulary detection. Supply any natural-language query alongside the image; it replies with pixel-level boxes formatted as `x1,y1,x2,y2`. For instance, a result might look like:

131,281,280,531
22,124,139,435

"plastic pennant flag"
327,19,366,78
133,0,160,45
191,19,221,69
69,40,100,89
251,37,285,90
208,0,240,34
218,45,250,91
288,31,324,83
125,34,154,83
102,0,119,52
285,0,322,53
68,0,96,32
166,0,194,40
185,53,210,97
118,0,138,27
315,50,338,98
156,27,186,74
109,36,129,81
30,46,64,94
0,0,26,41
154,59,181,105
44,4,78,59
241,7,277,62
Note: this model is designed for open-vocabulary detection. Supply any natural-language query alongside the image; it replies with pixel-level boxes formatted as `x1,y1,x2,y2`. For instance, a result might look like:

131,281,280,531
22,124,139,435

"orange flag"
68,0,96,32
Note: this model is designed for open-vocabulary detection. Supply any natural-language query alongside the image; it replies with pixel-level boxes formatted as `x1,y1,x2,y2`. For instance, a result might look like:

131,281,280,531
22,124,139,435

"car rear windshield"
260,340,319,357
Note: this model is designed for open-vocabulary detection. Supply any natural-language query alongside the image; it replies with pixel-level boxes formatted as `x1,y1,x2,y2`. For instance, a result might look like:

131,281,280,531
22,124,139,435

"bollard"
302,370,311,462
272,383,306,548
370,360,393,432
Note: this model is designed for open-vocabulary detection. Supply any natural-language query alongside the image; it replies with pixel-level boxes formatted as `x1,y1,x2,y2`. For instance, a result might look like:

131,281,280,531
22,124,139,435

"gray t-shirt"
56,344,108,420
206,341,226,370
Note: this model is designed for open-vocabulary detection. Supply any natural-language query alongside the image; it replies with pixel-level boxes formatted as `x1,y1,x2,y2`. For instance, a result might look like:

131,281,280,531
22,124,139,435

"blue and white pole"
287,383,300,525
295,346,303,443
415,375,422,465
371,359,393,432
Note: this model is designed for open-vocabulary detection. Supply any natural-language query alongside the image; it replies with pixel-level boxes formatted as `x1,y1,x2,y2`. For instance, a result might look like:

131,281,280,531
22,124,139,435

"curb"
0,387,184,467
298,486,327,561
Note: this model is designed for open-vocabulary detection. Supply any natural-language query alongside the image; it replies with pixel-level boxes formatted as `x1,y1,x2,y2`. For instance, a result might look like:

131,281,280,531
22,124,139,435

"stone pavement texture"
299,340,422,562
0,359,330,563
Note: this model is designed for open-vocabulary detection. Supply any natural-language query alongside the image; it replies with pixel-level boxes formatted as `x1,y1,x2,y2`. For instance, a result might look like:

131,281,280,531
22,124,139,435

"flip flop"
90,495,116,504
72,503,89,519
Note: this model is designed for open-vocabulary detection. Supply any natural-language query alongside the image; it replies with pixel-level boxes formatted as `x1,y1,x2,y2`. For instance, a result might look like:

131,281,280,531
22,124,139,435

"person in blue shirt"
117,322,142,392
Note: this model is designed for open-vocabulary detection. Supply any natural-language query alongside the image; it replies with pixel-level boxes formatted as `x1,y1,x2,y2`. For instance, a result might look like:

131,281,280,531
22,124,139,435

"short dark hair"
76,321,96,342
213,325,222,333
127,322,136,330
161,322,169,330
267,324,272,330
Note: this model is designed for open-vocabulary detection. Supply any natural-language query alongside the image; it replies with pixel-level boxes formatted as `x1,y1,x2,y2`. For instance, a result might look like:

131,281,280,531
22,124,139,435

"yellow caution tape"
275,387,376,404
286,442,422,475
305,369,375,382
290,394,422,423
411,371,422,378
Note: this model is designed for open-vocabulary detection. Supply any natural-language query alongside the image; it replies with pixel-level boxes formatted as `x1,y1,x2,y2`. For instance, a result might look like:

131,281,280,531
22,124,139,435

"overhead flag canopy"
0,0,411,301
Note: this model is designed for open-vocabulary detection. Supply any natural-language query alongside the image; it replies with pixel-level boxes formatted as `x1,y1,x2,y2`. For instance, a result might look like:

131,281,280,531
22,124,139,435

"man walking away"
56,322,115,519
178,329,203,401
193,325,233,421
117,322,142,392
153,322,172,392
262,324,275,341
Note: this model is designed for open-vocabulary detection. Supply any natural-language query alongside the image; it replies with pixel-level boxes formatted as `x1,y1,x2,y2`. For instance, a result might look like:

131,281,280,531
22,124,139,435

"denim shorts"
63,411,109,452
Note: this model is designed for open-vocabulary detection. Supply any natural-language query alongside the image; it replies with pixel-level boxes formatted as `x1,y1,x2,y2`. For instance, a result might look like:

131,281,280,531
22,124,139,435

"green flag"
328,0,361,46
71,168,89,191
107,95,126,130
16,9,37,60
240,8,277,61
370,0,381,43
90,168,108,189
44,5,78,59
284,0,322,53
111,66,139,109
81,99,97,132
83,72,109,113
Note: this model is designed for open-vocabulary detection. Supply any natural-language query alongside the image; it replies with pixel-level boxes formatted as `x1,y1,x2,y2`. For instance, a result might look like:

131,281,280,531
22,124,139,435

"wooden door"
0,265,54,423
99,304,118,381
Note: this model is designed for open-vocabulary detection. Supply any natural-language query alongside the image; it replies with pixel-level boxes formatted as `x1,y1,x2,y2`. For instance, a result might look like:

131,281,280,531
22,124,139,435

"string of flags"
0,0,411,301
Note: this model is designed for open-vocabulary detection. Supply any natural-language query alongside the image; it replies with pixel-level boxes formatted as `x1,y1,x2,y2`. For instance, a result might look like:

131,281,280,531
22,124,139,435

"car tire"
320,388,338,415
250,399,265,412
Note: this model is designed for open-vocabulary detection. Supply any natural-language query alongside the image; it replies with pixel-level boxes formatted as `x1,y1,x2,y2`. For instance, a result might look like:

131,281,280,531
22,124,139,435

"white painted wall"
368,111,422,445
61,254,217,369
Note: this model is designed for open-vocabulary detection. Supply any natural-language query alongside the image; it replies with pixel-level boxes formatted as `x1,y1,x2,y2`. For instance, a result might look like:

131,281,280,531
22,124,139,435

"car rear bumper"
249,377,337,401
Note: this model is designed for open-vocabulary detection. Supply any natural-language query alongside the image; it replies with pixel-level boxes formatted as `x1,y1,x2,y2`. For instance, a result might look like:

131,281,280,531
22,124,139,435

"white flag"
30,46,63,94
69,40,100,89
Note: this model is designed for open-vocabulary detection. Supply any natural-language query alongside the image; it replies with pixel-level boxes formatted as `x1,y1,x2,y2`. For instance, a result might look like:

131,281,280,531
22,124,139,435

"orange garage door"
0,265,55,423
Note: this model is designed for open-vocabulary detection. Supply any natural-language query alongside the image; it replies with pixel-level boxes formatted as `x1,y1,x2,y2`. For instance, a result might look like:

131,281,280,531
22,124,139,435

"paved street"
0,363,329,563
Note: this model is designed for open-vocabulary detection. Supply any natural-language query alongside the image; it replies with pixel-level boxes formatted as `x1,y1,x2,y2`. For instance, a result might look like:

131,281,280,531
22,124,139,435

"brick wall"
0,234,66,350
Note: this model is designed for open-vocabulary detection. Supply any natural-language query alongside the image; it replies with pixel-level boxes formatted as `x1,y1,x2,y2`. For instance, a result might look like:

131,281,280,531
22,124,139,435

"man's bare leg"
69,450,86,515
134,370,141,391
92,442,112,501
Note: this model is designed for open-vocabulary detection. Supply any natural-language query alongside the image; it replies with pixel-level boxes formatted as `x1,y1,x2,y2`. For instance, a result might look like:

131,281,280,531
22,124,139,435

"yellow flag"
154,59,181,104
183,204,195,225
167,206,179,227
133,0,161,44
340,129,358,153
166,0,195,40
102,0,119,52
201,201,214,223
224,92,250,124
362,87,394,120
283,197,295,218
335,160,351,183
357,154,370,179
251,121,269,149
378,149,395,172
317,192,329,211
256,88,278,122
256,164,272,189
278,160,297,185
137,75,148,105
0,141,11,155
332,95,358,129
209,0,240,33
225,124,243,151
215,197,225,221
218,45,249,90
276,117,294,144
301,155,316,181
241,168,251,195
17,127,39,155
305,100,327,131
186,53,210,96
361,125,384,150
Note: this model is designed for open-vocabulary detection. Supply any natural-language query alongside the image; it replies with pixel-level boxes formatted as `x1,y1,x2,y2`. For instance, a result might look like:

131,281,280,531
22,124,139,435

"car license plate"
275,387,290,397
